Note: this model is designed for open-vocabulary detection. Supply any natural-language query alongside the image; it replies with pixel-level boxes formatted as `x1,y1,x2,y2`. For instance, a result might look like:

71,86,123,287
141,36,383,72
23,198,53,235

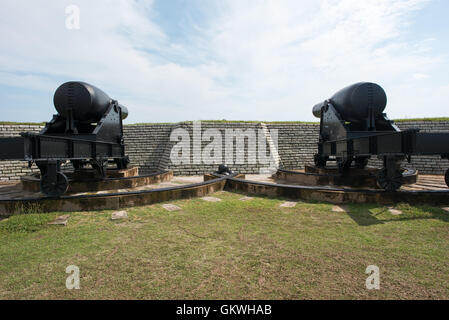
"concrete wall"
1,120,449,181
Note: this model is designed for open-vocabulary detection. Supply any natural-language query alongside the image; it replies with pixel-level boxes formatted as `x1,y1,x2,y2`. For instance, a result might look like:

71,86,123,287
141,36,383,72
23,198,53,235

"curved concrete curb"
225,176,449,205
2,171,449,215
0,175,228,214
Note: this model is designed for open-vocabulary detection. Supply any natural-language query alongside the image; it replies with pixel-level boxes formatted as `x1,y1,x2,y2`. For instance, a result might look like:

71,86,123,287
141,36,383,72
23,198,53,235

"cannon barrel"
312,82,387,122
53,81,128,123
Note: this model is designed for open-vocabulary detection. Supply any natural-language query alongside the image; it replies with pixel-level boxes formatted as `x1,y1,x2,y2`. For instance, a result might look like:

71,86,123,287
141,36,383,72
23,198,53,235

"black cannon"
313,82,449,191
0,81,129,196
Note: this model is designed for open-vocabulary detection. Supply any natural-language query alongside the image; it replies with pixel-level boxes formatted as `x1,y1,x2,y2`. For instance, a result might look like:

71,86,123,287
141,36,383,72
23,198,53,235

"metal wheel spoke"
40,172,69,197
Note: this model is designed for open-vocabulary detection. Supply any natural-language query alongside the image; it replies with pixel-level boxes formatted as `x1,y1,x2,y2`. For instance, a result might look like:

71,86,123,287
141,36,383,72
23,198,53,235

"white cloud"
413,73,430,80
0,0,446,123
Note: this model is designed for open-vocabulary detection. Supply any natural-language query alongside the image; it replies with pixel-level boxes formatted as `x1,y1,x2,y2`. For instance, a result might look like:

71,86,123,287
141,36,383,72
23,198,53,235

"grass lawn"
0,191,448,299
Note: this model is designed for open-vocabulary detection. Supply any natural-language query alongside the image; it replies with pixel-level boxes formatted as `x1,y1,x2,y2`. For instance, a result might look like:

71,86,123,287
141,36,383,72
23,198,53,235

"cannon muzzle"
312,82,387,122
53,81,128,123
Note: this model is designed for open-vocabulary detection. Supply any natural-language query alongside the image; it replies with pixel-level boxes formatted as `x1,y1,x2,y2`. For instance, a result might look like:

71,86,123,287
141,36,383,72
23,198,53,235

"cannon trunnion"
0,81,129,196
313,82,449,191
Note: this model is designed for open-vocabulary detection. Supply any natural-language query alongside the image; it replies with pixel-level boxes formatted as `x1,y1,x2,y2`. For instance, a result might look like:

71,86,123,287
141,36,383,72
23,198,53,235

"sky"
0,0,448,124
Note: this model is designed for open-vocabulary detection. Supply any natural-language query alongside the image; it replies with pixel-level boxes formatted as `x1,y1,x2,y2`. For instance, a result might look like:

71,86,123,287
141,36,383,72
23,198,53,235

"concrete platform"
0,175,205,200
225,174,449,205
21,170,174,194
2,171,449,215
0,175,222,215
274,166,417,189
248,173,446,191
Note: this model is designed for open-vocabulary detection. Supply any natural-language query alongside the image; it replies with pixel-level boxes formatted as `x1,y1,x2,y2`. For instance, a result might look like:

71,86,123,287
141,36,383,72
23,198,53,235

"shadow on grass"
345,207,385,226
345,204,449,226
226,190,449,226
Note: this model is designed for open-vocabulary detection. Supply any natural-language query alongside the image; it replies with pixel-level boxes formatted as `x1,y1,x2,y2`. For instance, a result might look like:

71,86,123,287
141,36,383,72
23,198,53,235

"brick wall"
124,124,174,174
1,120,449,180
0,125,43,181
266,123,319,170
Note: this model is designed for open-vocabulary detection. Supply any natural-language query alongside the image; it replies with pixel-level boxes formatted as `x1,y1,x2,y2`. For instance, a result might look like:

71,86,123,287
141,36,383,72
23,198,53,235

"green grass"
0,121,45,125
392,117,449,122
0,192,448,299
0,212,57,233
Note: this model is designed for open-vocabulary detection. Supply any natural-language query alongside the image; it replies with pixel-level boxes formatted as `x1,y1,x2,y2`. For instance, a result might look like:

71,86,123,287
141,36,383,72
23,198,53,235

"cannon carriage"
313,82,449,191
0,81,129,196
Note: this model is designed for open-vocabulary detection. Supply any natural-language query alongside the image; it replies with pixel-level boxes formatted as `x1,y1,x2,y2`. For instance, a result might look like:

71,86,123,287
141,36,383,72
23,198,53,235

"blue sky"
0,0,448,123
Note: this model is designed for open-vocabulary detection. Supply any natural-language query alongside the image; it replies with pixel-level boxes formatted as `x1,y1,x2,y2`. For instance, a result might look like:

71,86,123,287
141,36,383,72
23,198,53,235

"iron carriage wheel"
375,168,403,192
40,171,69,197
